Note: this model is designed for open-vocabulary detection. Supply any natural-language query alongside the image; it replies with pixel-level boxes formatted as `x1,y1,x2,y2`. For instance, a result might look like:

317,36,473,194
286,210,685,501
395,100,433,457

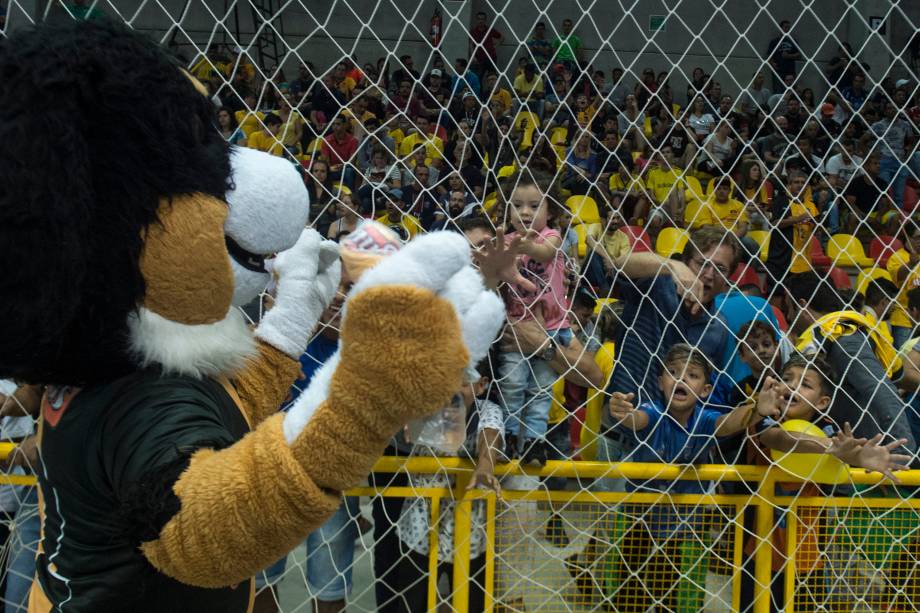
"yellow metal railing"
2,444,918,612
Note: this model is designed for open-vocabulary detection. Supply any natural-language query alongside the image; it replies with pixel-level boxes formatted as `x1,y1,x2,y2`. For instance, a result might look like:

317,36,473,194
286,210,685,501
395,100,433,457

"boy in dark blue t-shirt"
601,343,773,611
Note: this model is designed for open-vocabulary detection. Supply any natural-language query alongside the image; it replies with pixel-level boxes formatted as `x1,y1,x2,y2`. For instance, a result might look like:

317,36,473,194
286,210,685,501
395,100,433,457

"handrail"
1,443,918,486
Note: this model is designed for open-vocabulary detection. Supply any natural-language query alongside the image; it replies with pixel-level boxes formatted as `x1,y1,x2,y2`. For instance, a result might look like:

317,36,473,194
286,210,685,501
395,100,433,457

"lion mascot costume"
0,19,504,612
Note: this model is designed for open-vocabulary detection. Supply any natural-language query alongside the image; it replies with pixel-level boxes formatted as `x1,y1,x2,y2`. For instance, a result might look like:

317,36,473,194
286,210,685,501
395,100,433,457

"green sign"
650,15,667,32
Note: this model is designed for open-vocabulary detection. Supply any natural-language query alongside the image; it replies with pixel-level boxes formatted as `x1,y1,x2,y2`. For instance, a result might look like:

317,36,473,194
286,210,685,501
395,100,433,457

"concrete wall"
5,0,917,98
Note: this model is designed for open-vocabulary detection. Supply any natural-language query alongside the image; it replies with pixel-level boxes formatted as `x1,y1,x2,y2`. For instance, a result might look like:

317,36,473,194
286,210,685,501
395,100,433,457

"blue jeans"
5,487,39,612
499,327,573,441
255,496,360,601
590,430,632,494
824,197,841,235
878,153,920,208
892,325,913,351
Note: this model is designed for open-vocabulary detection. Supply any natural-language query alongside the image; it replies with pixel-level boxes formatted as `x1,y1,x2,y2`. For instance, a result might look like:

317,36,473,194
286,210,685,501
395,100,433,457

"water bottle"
406,367,479,454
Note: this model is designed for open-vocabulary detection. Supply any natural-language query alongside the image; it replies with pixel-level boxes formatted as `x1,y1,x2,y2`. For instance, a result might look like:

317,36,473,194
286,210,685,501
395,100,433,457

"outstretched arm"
233,230,340,426
139,233,505,588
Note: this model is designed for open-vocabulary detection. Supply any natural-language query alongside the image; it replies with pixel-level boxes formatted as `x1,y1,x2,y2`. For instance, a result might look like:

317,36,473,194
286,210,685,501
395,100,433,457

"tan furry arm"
141,284,467,587
290,284,468,492
231,340,302,427
140,413,341,588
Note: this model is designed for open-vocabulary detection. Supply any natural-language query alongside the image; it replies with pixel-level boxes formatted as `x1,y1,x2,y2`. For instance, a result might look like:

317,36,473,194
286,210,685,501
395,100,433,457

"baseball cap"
820,102,834,117
895,78,910,89
430,68,443,77
462,90,476,100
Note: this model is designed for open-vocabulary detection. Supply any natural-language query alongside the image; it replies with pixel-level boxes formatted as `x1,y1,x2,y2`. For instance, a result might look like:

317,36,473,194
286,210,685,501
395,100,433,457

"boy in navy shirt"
603,343,775,611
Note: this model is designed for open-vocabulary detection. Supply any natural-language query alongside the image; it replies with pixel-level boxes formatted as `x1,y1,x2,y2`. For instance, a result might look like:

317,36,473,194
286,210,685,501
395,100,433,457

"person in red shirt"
468,11,502,78
321,116,359,188
387,79,422,119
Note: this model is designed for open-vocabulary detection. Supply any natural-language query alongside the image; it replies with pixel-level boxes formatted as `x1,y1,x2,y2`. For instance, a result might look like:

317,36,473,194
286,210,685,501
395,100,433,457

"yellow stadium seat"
574,223,602,258
566,195,601,225
304,138,323,157
886,248,911,279
656,228,689,258
855,268,894,295
684,196,704,228
747,230,770,261
671,103,681,116
683,175,704,201
497,164,516,179
643,116,653,138
593,297,618,314
826,233,874,268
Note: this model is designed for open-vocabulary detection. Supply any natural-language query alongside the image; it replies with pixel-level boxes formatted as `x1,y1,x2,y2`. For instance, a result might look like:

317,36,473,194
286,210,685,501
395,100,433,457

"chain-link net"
2,0,920,612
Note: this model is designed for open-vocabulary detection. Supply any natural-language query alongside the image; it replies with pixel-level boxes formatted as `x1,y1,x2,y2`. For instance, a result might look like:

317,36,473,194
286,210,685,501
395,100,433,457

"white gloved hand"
283,231,505,444
255,229,341,359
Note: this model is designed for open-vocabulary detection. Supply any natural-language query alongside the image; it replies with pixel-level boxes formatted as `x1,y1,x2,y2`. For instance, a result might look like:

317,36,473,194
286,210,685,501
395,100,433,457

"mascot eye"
225,235,267,273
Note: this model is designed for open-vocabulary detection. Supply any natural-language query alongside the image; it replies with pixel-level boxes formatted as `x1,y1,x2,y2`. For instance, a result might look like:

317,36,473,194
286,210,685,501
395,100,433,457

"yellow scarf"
796,311,902,379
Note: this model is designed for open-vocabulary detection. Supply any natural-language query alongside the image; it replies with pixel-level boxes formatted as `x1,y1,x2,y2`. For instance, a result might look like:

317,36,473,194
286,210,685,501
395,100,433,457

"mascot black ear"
0,20,231,385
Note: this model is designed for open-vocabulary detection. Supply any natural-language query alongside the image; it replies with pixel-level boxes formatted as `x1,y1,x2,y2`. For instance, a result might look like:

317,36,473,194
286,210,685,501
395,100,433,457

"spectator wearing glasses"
598,226,739,468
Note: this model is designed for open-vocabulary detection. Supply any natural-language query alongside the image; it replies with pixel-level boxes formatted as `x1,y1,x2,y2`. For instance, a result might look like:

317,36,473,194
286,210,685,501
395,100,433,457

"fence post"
452,473,473,613
753,471,776,613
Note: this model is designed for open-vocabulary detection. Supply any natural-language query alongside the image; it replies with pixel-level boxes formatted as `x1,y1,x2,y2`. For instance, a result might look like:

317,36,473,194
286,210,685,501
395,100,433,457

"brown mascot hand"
284,231,506,492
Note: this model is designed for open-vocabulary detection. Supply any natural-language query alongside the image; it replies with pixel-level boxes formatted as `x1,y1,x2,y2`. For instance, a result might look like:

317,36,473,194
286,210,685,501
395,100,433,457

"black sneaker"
521,439,547,467
544,512,570,547
502,433,519,461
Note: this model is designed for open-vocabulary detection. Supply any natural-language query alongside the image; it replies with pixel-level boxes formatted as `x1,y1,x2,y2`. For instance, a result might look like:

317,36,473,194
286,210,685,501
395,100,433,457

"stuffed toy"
0,19,504,612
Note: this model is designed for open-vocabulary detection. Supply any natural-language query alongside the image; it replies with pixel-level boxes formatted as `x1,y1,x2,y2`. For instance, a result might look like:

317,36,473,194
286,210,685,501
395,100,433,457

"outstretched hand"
609,392,644,429
669,261,705,316
466,466,502,497
830,423,911,484
754,377,782,420
472,228,537,292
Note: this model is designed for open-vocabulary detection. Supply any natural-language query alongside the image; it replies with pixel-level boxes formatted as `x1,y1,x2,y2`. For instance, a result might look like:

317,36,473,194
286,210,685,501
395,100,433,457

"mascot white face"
224,147,310,307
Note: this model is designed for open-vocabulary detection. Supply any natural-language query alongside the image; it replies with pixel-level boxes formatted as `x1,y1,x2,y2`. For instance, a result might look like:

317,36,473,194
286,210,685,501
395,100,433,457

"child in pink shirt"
499,169,572,466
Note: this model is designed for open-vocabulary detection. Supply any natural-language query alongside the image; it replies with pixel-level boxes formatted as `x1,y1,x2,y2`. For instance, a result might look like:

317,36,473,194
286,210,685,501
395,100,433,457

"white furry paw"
255,229,341,359
345,230,504,369
283,231,505,445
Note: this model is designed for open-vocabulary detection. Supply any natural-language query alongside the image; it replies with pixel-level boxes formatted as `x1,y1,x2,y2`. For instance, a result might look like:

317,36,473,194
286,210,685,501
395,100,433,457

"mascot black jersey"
37,371,251,612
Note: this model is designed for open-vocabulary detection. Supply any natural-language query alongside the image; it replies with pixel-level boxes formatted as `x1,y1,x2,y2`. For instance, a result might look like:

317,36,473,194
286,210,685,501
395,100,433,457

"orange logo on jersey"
42,386,81,428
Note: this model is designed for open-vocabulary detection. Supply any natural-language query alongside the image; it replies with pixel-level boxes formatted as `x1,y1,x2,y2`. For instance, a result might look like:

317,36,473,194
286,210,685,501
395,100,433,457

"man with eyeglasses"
597,226,739,466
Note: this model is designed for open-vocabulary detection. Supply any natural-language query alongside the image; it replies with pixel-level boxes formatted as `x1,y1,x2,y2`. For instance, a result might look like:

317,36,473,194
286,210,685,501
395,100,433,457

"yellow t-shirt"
789,200,818,274
397,133,444,161
645,167,685,204
338,76,356,97
512,73,544,97
576,105,597,128
608,173,645,195
693,197,748,233
602,229,631,260
276,112,305,148
235,110,266,138
246,130,284,156
490,88,513,114
890,262,920,328
376,213,423,239
344,109,376,134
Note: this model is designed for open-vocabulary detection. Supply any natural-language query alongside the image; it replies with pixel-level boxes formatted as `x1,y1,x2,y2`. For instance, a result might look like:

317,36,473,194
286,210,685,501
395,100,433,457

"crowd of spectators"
181,13,920,612
0,9,916,613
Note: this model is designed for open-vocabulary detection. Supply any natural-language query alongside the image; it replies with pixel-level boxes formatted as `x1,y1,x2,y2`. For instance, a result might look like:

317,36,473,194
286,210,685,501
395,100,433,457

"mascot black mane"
0,18,504,613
